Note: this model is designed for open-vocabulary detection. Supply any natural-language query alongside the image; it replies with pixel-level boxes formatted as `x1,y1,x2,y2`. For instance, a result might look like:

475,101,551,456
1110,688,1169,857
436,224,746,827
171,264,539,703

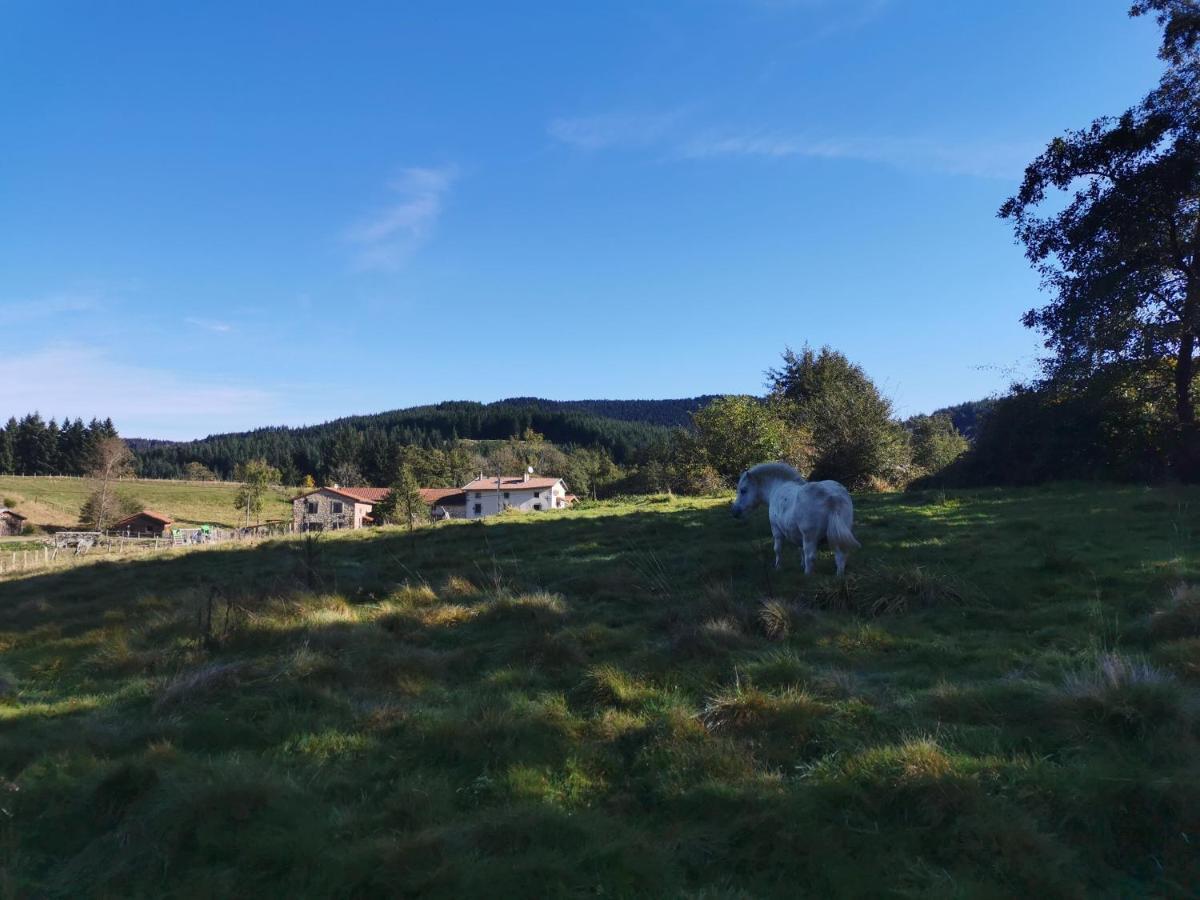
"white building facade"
461,475,572,519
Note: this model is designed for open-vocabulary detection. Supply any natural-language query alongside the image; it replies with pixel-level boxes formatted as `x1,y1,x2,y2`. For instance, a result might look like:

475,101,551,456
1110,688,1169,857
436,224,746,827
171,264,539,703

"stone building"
0,508,27,537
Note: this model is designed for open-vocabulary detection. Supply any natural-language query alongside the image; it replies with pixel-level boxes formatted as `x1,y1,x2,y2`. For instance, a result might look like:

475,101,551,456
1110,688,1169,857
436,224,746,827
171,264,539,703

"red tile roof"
292,486,467,507
461,476,564,492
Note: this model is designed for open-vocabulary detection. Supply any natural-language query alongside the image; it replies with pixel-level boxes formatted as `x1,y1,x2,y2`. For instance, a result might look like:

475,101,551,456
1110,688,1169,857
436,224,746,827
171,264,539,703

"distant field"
1,486,1198,895
0,475,294,529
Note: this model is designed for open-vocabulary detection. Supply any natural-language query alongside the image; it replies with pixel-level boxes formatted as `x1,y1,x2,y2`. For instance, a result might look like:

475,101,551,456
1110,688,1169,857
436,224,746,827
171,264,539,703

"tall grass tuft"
1149,583,1200,641
1057,652,1188,739
807,563,968,617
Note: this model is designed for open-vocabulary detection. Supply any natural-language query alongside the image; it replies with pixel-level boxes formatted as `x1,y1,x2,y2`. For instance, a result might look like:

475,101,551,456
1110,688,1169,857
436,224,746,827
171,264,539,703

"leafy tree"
327,462,365,487
906,414,969,474
374,465,428,532
1000,0,1200,478
233,459,281,527
85,436,135,530
301,474,316,489
690,395,810,486
184,461,218,481
80,490,141,531
768,346,911,489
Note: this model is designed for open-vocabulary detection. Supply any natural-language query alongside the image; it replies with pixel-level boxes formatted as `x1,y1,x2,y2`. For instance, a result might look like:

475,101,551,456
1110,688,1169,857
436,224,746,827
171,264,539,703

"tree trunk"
1177,329,1198,480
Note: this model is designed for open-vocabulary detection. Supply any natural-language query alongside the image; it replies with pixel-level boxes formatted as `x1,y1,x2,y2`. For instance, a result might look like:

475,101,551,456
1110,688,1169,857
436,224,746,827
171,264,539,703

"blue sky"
0,0,1163,439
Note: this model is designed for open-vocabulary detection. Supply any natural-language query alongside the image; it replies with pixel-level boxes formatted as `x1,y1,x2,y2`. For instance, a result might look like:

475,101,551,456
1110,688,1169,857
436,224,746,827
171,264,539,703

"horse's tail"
825,494,860,552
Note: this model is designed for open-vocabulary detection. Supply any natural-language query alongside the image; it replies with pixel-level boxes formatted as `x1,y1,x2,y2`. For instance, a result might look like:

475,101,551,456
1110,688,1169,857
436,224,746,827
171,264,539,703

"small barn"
0,508,27,537
110,510,174,537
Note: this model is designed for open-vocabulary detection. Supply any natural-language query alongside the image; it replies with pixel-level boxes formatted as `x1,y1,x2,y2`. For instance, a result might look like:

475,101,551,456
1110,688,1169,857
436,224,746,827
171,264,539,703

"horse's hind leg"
834,548,847,577
801,533,817,575
773,533,783,570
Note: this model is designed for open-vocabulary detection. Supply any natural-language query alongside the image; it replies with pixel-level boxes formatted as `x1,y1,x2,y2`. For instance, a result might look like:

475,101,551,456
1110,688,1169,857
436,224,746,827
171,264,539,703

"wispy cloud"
2,290,105,322
345,165,458,271
185,317,233,333
550,107,1033,180
680,132,1037,179
0,344,276,440
547,110,686,151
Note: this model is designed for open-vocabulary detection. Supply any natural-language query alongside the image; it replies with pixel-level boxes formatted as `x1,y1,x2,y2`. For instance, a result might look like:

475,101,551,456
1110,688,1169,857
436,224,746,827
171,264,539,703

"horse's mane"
745,461,806,484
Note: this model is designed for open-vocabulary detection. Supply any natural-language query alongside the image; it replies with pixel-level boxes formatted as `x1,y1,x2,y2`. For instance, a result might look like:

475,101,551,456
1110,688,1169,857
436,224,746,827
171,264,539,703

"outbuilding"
110,510,174,537
0,508,27,537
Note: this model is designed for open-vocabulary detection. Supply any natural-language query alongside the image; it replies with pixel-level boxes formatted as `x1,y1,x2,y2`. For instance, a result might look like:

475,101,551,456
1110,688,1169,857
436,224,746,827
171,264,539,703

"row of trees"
616,347,968,494
0,414,120,476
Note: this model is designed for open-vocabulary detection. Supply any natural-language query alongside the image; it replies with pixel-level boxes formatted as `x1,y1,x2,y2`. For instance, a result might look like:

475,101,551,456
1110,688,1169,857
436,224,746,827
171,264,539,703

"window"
503,492,510,499
331,501,343,514
475,492,482,499
533,491,541,498
305,501,318,514
533,503,542,511
474,503,482,514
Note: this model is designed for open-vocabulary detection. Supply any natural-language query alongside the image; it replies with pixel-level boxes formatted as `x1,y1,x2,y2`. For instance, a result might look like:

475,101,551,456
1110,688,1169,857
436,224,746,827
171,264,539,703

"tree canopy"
1001,0,1200,477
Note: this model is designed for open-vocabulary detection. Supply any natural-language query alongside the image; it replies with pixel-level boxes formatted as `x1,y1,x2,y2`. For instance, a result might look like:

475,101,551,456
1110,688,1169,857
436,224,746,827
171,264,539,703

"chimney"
524,471,530,483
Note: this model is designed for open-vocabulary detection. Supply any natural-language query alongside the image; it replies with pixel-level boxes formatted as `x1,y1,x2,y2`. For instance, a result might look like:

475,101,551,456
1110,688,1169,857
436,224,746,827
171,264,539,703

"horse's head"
730,470,762,518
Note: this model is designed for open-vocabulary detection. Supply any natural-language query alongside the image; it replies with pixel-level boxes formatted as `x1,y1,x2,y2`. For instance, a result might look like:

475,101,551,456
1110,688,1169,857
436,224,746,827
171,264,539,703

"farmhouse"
291,476,571,530
461,474,572,519
291,485,470,532
110,510,174,537
0,508,27,537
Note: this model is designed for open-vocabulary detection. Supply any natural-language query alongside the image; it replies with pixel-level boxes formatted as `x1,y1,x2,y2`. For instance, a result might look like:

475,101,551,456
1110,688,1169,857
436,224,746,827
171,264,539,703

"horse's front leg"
772,532,783,570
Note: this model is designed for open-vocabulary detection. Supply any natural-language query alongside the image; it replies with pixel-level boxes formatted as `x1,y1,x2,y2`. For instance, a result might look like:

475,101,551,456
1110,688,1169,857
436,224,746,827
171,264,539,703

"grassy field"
0,476,294,530
1,485,1198,897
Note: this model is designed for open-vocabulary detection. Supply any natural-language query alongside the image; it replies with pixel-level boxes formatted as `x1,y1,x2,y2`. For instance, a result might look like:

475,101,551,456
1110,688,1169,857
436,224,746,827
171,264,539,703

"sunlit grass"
0,485,1198,895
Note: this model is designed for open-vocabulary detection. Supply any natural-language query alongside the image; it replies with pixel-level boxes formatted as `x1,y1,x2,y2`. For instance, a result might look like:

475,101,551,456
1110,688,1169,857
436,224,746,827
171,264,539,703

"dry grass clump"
485,592,567,627
1057,652,1188,738
392,583,440,607
699,680,827,739
669,615,755,659
757,599,792,641
808,564,968,617
583,664,653,709
154,661,254,712
1149,583,1200,641
1152,638,1200,680
441,575,480,598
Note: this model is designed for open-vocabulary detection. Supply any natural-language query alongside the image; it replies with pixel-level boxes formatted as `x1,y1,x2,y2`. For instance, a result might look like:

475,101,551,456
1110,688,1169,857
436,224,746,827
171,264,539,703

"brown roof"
0,508,27,520
462,476,563,492
421,488,466,506
111,510,173,529
291,486,390,504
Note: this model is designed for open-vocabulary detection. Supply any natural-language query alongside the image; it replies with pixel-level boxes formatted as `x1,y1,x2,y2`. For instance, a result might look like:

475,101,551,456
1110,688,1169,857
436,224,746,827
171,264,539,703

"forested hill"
130,397,717,480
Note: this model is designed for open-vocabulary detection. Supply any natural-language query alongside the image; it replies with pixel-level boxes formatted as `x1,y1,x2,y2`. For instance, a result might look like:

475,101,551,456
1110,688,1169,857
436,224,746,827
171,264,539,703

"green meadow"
0,475,293,530
1,486,1198,897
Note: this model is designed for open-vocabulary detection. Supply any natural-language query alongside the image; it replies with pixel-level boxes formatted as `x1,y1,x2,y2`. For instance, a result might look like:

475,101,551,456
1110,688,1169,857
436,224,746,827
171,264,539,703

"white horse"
730,462,860,576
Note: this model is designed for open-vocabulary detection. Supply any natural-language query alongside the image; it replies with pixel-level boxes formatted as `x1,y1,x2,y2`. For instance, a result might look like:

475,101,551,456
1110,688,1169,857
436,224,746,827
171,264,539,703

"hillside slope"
2,487,1198,895
0,476,293,529
130,397,717,480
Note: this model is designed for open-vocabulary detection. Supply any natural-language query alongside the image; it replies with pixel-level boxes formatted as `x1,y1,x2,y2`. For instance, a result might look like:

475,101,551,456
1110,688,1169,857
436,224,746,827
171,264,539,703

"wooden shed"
110,510,174,537
0,508,27,537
